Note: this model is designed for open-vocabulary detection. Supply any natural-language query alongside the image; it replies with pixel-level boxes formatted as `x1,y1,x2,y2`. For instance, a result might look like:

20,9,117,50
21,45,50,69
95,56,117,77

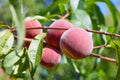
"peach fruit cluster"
24,18,93,68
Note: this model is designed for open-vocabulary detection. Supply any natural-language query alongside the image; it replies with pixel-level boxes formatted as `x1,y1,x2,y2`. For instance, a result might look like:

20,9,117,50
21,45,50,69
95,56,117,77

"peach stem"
61,13,70,19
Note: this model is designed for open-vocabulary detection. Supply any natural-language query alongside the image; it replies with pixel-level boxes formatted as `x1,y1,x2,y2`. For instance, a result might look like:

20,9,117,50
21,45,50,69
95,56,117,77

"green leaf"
104,0,119,26
94,4,105,25
3,49,24,68
58,4,68,14
0,30,14,57
112,41,120,80
70,0,79,10
9,0,25,49
25,16,48,21
100,26,115,43
71,9,92,29
66,57,80,73
0,22,9,28
12,52,29,78
28,33,45,76
78,0,85,9
39,0,68,15
18,56,29,73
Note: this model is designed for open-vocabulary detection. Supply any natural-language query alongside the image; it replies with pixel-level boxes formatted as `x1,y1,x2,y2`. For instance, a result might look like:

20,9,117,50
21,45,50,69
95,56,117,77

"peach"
23,19,42,48
40,45,61,68
24,19,42,39
60,27,93,59
46,19,73,48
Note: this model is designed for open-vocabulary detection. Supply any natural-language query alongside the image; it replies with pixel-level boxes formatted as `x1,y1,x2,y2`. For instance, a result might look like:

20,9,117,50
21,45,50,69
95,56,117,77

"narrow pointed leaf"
112,41,120,80
104,0,119,26
94,4,105,25
28,33,45,76
3,49,24,68
66,57,80,73
70,0,79,10
0,30,14,57
9,0,25,49
12,54,29,78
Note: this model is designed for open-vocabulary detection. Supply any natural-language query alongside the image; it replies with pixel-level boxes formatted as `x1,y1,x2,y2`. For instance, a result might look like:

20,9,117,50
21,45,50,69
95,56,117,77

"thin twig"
14,34,107,49
14,35,32,42
14,35,47,44
86,29,120,37
25,27,120,37
94,43,107,49
61,13,70,19
10,26,68,32
90,53,116,62
10,27,120,37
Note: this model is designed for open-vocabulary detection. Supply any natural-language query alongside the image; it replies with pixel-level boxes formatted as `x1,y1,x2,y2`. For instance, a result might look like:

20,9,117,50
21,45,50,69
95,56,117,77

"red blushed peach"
46,19,73,48
23,19,42,48
40,45,61,68
60,27,93,59
24,19,42,39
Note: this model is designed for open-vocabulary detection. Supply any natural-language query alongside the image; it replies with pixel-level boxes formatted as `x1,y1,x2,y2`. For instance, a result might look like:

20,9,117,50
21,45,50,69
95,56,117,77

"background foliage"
0,0,120,80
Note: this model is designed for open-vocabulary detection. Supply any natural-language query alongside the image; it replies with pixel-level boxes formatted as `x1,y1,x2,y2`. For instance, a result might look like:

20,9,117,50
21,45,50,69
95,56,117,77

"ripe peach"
60,27,93,59
24,19,42,39
40,45,61,68
46,19,73,48
23,19,42,48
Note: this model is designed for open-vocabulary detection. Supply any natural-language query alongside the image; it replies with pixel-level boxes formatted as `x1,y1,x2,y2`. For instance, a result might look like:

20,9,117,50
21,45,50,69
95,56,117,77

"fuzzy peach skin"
60,27,93,59
40,45,61,68
24,19,42,39
46,19,73,48
23,19,42,48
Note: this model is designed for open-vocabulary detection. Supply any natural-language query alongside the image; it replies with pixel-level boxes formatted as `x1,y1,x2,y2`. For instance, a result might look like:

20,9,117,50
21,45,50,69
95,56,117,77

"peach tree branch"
11,27,120,37
90,53,116,62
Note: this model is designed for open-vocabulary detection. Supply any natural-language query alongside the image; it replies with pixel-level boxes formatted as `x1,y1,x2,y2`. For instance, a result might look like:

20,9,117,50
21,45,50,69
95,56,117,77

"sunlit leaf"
28,33,46,76
9,0,25,49
71,9,92,29
0,30,14,57
70,0,79,10
25,16,48,21
12,52,29,78
18,56,29,73
3,49,24,68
